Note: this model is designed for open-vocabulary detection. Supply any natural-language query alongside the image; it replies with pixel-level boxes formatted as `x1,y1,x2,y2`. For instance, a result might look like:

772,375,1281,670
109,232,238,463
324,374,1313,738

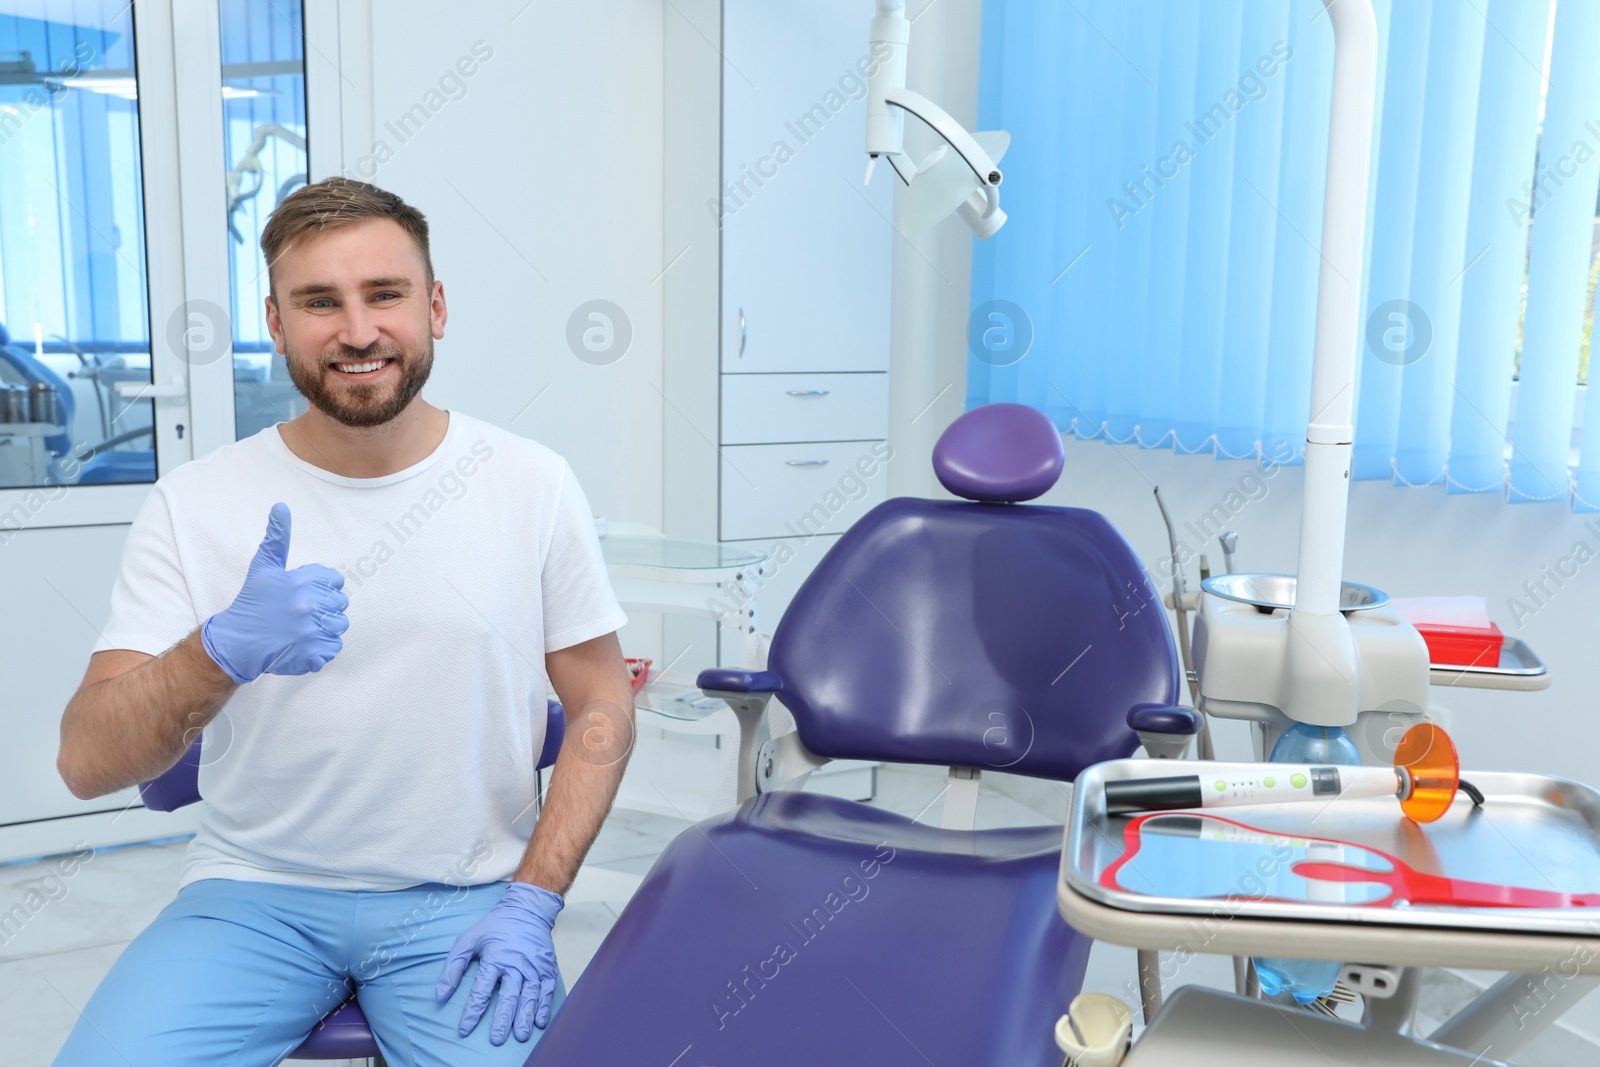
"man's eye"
308,299,335,309
373,292,400,302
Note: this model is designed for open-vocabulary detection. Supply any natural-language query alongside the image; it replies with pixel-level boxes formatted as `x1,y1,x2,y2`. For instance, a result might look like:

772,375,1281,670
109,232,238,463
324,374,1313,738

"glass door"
0,0,197,845
0,0,353,856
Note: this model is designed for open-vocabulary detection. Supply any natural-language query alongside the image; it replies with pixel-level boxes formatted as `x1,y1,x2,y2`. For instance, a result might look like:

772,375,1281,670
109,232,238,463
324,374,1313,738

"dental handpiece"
1103,764,1410,816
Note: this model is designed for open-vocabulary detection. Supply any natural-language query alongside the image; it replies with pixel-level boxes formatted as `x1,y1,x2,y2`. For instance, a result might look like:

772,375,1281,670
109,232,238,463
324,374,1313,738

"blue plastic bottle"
1251,723,1362,1004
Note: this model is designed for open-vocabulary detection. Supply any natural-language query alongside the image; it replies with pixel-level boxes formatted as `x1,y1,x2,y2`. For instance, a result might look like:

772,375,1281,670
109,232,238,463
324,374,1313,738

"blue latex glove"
200,503,350,684
435,882,564,1045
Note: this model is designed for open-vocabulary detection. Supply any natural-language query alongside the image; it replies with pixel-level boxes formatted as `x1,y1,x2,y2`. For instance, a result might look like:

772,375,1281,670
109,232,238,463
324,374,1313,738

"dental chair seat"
291,998,382,1060
528,789,1090,1066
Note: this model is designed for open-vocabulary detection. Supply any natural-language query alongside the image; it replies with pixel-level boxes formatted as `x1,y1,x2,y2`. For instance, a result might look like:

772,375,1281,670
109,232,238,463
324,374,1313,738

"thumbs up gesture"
200,503,351,684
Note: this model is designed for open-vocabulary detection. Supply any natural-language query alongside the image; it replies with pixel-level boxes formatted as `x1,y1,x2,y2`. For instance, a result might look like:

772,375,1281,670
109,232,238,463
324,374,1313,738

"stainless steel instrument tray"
1064,759,1600,937
1429,636,1549,690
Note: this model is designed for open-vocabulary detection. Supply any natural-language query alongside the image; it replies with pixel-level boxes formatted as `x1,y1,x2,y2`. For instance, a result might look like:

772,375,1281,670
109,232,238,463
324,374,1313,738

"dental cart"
1060,750,1600,1065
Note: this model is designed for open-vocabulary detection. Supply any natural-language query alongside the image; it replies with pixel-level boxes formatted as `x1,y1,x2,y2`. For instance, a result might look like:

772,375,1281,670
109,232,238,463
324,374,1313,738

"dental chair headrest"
0,321,10,347
932,402,1064,502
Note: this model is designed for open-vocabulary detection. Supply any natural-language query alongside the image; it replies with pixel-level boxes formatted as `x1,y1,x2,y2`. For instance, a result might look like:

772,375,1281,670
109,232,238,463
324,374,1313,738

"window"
0,1,156,488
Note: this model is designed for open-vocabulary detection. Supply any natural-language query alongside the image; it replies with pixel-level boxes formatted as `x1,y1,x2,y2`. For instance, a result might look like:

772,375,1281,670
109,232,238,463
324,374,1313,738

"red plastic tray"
1414,622,1504,668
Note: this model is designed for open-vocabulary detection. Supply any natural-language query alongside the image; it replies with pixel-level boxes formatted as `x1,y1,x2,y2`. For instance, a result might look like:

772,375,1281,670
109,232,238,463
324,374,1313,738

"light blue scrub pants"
55,877,566,1066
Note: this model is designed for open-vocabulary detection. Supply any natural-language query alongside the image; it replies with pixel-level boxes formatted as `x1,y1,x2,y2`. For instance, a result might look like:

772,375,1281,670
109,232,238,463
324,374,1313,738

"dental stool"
139,700,567,1063
527,403,1200,1066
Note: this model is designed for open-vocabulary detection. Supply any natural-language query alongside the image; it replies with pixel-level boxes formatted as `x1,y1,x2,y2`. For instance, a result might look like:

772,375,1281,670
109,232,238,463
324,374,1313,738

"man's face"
264,218,446,428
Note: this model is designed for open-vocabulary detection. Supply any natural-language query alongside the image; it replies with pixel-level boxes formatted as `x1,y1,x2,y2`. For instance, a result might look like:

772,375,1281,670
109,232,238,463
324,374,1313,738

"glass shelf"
600,535,766,571
635,674,733,723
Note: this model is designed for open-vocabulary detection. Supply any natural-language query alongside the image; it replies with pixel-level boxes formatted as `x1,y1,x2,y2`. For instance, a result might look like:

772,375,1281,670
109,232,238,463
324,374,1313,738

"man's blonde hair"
260,177,433,295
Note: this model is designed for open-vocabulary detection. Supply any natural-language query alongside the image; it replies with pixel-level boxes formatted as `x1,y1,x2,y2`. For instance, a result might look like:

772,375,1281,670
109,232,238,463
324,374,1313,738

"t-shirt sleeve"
541,461,628,653
92,485,200,657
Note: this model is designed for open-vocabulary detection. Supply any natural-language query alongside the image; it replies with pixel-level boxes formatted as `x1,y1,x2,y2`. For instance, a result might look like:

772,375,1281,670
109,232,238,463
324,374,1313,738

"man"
54,178,633,1065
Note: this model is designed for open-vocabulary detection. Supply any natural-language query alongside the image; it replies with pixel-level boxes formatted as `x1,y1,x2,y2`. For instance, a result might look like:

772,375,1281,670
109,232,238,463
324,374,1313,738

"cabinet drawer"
720,441,892,542
720,373,887,444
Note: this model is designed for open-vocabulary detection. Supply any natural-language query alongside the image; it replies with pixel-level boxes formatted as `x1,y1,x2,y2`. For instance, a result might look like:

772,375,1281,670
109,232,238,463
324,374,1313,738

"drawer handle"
738,308,747,359
785,459,830,467
785,389,831,397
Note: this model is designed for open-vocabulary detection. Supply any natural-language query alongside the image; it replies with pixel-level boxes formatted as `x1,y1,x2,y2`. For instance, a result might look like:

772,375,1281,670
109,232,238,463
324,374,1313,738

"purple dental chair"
526,403,1200,1065
139,699,567,1063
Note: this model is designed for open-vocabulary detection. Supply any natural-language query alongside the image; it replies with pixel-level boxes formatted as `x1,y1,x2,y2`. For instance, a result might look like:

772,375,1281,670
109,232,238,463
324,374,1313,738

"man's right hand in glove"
200,502,350,684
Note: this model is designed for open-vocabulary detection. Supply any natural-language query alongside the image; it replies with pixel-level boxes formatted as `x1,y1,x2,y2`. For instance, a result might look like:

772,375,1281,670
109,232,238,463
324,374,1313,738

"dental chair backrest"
139,699,568,811
767,402,1179,782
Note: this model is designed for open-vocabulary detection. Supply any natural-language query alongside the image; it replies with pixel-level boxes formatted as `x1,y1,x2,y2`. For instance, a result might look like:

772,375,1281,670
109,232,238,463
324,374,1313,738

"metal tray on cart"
1064,759,1600,938
1429,636,1548,690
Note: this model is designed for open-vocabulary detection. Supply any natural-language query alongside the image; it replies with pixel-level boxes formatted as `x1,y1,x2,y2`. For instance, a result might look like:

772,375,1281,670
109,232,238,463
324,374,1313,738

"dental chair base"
1121,988,1511,1066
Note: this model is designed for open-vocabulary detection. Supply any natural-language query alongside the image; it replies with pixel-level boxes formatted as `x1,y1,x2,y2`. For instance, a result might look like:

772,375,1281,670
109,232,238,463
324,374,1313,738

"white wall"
356,0,667,662
888,0,984,501
361,0,666,534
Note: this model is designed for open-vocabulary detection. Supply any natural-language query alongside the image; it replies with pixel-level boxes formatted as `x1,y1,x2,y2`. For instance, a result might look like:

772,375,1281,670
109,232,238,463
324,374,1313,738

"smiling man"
54,178,633,1066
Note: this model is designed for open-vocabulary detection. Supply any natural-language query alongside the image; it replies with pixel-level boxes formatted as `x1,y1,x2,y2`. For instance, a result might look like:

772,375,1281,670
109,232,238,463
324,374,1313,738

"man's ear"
431,279,448,340
264,294,286,355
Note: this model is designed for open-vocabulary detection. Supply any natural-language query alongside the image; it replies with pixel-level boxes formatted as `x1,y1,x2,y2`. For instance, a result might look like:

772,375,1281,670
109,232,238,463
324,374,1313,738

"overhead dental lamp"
864,0,1009,238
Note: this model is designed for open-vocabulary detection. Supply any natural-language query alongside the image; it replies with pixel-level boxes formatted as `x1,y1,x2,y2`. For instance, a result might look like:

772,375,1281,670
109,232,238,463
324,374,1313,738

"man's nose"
336,302,381,351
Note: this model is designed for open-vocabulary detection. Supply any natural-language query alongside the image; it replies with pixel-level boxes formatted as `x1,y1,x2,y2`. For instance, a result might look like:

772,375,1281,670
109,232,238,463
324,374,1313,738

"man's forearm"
57,631,238,800
513,694,635,894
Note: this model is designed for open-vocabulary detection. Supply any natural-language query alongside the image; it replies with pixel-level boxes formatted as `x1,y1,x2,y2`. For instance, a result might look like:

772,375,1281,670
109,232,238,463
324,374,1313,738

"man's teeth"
332,359,390,374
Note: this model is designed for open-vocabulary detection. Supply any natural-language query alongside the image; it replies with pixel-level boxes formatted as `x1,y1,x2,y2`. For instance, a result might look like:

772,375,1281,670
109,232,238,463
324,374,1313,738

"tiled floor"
3,766,1596,1065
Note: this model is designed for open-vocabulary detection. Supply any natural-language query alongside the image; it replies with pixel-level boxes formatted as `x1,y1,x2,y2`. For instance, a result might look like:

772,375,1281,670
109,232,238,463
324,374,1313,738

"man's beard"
285,337,433,429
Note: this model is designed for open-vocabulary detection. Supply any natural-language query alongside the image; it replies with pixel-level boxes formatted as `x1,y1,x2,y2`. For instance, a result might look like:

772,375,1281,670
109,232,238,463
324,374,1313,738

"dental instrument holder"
1194,586,1431,763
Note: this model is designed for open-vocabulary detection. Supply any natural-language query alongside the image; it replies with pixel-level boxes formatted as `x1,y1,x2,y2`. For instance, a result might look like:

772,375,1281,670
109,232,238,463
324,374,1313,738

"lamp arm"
883,86,1002,217
865,0,1002,220
1294,0,1377,618
1282,0,1378,728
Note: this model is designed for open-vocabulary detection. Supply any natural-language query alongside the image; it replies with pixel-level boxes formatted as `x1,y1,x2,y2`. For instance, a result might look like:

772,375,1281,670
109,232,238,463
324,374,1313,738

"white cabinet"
720,372,889,444
665,0,892,587
719,0,893,375
663,0,891,798
718,441,891,542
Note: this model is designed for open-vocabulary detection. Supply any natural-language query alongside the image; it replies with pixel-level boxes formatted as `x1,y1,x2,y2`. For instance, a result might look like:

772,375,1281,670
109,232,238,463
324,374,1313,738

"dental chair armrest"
695,668,782,693
1127,705,1202,735
698,669,785,803
1128,704,1203,760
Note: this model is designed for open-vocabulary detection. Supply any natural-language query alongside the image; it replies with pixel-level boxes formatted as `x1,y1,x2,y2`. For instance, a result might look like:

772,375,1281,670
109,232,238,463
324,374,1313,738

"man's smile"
328,357,396,379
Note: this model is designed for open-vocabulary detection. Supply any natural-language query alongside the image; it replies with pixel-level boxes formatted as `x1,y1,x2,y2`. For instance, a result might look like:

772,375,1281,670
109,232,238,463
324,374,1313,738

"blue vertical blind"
970,0,1600,509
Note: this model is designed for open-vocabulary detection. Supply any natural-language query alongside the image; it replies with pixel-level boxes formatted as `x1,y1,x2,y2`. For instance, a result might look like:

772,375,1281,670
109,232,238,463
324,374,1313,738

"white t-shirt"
93,411,627,891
